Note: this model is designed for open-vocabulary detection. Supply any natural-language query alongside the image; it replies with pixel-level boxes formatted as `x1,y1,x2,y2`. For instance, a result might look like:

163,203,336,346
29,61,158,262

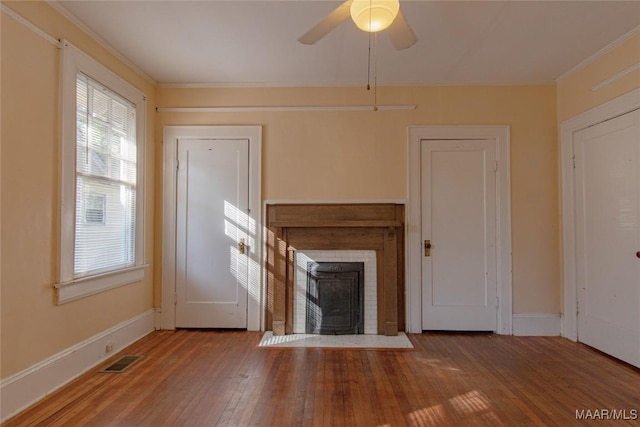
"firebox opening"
306,262,364,335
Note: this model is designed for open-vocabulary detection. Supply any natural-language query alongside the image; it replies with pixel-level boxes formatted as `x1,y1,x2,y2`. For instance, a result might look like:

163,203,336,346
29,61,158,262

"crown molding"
46,0,158,87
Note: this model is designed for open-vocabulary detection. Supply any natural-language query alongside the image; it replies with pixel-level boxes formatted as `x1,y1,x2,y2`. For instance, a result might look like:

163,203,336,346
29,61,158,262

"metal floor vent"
100,355,144,373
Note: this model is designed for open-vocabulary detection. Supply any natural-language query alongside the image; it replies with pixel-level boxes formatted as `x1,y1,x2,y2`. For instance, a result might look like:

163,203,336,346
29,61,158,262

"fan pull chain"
365,0,378,111
367,29,371,91
366,0,372,91
373,31,378,111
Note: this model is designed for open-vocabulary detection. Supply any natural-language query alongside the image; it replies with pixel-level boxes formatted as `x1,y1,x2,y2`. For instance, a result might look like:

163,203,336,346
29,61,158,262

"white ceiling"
54,1,640,87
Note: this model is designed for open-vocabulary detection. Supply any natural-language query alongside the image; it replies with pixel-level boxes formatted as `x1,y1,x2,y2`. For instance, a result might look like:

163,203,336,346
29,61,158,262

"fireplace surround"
265,203,405,336
295,250,377,334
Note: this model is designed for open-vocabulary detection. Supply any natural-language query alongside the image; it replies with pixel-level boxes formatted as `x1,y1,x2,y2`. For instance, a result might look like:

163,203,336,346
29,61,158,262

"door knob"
424,240,432,257
238,238,246,255
636,251,640,259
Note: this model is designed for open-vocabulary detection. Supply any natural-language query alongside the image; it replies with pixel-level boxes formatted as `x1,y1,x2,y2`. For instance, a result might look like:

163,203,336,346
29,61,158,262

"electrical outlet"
105,342,114,353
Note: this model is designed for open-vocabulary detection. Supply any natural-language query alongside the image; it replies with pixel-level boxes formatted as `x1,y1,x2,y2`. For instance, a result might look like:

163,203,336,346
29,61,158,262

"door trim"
560,88,640,341
161,126,262,331
407,126,512,334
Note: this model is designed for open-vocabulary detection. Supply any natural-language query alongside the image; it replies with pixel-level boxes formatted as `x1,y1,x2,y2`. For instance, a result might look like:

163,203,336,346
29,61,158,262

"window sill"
54,264,148,304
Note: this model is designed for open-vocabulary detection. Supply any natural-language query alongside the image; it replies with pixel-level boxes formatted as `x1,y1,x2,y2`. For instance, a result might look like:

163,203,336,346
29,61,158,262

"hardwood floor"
4,331,639,426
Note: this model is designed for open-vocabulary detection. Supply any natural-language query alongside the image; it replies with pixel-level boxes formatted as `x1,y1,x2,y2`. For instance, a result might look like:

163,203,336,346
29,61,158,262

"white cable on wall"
157,105,417,113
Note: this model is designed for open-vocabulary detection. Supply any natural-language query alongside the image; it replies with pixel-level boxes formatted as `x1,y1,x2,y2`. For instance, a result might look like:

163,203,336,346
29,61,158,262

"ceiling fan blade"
386,10,417,50
298,0,353,45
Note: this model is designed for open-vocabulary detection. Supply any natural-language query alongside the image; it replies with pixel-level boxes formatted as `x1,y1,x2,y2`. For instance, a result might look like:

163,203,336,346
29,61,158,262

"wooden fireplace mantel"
265,203,405,336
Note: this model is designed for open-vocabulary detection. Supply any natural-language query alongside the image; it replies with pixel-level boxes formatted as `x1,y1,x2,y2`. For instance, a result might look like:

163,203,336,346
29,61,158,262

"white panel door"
175,138,249,328
421,139,497,331
574,109,640,367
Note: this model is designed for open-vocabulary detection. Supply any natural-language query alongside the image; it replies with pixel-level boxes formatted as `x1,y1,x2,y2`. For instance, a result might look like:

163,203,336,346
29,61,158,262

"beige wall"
156,84,561,316
557,33,640,122
1,2,156,377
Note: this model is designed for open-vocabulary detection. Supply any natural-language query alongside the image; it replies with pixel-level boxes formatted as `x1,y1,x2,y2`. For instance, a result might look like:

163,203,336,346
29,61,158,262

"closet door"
574,109,640,367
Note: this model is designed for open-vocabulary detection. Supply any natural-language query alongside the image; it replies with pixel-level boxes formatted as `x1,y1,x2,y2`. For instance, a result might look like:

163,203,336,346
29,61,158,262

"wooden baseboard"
0,309,155,423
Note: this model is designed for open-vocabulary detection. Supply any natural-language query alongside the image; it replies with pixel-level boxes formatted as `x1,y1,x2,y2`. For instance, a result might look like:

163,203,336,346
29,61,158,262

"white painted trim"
55,265,147,304
1,3,62,47
263,199,407,205
592,63,640,92
407,126,512,335
0,310,155,423
157,81,372,89
153,308,162,330
161,126,262,331
157,105,416,113
556,25,640,82
512,313,562,336
46,1,157,86
560,88,640,341
157,81,554,89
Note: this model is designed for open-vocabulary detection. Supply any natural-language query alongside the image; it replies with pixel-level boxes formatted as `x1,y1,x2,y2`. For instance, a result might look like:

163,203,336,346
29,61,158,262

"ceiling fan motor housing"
350,0,400,32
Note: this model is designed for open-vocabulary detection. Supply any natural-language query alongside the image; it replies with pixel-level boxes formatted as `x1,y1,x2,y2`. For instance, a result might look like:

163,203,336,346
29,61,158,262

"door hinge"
494,160,498,172
174,293,177,305
572,155,576,169
176,159,180,172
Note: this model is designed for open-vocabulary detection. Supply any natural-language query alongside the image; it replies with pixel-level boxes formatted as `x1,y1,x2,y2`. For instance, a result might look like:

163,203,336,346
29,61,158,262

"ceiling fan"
298,0,417,50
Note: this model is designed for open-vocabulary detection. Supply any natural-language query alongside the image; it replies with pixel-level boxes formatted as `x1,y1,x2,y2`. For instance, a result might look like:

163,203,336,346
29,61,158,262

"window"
56,41,146,304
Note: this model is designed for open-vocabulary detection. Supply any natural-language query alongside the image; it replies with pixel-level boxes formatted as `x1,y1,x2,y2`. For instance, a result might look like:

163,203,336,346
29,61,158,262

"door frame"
161,126,262,331
560,88,640,341
407,126,512,334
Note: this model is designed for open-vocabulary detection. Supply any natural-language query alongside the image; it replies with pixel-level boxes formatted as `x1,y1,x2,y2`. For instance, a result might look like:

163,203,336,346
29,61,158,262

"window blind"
74,73,137,277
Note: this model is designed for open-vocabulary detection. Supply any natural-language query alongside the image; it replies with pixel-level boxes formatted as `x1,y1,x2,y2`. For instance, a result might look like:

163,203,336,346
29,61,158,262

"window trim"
55,40,146,304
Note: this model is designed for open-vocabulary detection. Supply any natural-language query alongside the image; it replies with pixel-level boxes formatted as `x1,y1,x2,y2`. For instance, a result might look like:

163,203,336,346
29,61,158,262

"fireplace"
266,203,405,336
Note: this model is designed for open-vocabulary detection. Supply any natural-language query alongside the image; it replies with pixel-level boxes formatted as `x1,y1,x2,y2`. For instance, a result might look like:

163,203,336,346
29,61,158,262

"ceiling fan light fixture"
350,0,400,33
